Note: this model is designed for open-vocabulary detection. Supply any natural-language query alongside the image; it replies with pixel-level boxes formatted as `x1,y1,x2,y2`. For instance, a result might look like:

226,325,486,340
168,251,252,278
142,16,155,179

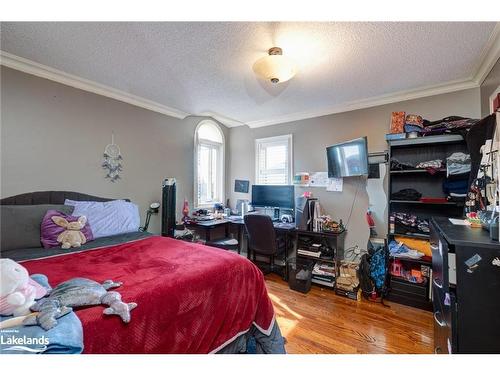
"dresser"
430,217,500,354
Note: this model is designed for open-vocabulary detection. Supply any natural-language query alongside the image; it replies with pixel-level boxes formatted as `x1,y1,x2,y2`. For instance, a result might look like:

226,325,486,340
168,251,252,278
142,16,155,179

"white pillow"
64,199,140,238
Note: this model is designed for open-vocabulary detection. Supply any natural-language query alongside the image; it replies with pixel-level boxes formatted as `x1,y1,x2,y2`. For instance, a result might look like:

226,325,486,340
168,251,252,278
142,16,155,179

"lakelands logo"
0,332,49,353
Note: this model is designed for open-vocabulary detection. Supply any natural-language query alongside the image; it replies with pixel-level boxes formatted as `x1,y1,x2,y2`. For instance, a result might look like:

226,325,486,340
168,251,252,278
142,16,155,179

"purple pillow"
41,210,94,249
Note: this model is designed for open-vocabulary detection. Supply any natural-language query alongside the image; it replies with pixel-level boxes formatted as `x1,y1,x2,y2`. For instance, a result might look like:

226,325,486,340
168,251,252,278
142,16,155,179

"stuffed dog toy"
52,215,88,249
0,259,47,316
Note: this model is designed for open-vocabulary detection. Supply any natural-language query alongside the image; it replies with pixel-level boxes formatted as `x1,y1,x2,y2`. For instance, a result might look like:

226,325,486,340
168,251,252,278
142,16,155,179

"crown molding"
0,50,190,120
2,22,499,130
198,111,245,128
472,22,500,85
245,22,500,128
245,78,479,128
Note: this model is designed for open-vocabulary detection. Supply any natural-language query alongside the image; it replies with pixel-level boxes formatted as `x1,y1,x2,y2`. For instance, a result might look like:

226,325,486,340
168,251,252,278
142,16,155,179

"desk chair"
244,214,287,279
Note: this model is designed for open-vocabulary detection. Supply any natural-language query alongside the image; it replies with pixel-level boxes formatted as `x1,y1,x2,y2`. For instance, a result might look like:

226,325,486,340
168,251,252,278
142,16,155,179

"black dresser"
430,217,500,354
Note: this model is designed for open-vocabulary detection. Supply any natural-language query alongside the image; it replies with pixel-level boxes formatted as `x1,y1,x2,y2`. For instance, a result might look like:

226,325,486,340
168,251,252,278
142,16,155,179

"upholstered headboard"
0,191,130,205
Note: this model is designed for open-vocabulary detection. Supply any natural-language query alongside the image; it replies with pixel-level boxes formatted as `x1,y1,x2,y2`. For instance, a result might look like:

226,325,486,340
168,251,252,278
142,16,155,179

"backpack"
358,242,389,303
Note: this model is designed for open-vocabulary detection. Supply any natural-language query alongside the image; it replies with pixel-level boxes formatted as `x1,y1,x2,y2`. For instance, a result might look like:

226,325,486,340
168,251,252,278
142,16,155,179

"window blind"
256,135,292,185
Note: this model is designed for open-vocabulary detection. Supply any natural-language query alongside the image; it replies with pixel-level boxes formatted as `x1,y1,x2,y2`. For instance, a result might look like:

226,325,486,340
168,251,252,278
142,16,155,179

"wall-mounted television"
326,137,369,178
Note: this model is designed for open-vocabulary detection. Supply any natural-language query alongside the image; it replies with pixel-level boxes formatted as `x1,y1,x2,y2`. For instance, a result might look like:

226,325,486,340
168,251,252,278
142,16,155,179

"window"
194,120,225,208
255,134,293,185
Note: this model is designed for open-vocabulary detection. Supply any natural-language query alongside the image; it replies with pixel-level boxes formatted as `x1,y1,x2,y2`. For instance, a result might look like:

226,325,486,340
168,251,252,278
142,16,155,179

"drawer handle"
434,346,442,354
434,311,446,327
433,277,443,289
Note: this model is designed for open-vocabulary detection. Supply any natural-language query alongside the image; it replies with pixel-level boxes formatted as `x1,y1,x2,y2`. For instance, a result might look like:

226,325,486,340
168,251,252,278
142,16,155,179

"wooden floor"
265,274,434,354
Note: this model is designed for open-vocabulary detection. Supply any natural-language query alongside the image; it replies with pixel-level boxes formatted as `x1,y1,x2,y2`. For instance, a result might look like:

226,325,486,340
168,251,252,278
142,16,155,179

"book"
298,249,321,258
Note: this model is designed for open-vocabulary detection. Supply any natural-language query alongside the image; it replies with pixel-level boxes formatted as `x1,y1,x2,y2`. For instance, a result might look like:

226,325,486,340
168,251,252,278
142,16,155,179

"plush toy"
26,278,137,330
0,259,47,316
52,215,88,249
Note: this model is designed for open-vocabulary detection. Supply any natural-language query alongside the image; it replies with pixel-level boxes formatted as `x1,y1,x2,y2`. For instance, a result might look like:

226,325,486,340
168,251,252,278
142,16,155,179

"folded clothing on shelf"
390,158,414,171
394,236,431,257
443,178,469,195
389,240,425,259
415,159,443,169
391,188,422,201
446,152,471,176
392,212,430,234
421,116,479,136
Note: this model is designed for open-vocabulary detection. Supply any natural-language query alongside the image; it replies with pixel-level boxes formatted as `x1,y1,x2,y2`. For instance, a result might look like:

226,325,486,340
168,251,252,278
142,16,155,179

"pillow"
0,204,74,251
41,210,94,249
64,199,140,238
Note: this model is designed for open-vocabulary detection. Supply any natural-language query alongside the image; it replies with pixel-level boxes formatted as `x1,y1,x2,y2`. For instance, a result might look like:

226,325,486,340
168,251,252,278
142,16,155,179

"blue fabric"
442,179,469,195
65,199,140,238
0,274,83,354
369,249,387,290
389,240,410,255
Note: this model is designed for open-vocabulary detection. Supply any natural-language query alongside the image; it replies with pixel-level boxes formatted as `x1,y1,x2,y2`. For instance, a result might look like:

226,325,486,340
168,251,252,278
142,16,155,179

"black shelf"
390,200,463,206
390,255,432,266
387,132,469,311
297,254,336,263
390,168,446,174
390,232,430,240
390,274,428,285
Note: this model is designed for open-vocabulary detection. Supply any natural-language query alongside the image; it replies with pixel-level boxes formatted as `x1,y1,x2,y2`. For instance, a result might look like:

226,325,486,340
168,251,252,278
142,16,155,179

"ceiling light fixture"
253,47,297,84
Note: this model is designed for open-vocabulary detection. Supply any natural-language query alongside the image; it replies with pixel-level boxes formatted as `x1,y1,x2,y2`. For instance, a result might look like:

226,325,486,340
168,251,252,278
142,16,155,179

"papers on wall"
293,172,310,186
309,172,329,187
326,177,343,192
295,171,343,192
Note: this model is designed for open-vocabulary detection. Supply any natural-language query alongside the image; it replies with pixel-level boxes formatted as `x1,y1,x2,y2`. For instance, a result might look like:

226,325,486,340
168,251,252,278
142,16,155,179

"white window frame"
255,134,293,185
194,120,225,209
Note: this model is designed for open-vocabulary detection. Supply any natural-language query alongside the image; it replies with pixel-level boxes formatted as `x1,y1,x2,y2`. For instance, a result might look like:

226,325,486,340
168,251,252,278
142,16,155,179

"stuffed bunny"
0,259,47,316
51,215,88,249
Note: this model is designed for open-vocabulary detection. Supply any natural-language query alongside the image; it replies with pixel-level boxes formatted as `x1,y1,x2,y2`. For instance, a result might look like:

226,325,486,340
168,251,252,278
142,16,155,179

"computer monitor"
251,185,295,209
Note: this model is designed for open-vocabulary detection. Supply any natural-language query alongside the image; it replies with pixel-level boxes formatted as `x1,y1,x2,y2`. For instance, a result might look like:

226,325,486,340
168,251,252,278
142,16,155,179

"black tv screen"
251,185,295,209
326,137,369,178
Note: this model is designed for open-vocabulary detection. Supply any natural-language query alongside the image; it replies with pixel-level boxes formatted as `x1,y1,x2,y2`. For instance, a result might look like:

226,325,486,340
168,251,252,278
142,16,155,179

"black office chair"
244,214,287,279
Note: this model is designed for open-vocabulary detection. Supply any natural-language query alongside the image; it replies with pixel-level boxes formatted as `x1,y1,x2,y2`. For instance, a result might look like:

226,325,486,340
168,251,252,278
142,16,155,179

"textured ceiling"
0,22,497,126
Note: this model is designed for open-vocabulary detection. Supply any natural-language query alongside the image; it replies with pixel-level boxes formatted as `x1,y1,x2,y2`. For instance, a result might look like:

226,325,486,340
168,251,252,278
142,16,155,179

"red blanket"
21,236,275,353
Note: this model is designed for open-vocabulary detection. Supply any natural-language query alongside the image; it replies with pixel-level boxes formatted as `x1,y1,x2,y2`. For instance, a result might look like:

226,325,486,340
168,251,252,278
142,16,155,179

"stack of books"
311,261,336,287
297,248,321,258
297,243,322,258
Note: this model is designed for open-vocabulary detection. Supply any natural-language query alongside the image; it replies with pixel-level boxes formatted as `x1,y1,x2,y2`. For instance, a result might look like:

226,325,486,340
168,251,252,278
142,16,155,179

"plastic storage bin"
288,257,314,293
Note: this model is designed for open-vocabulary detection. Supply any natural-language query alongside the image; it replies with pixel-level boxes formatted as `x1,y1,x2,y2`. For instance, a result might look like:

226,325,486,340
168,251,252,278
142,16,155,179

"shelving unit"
294,230,346,291
386,134,469,311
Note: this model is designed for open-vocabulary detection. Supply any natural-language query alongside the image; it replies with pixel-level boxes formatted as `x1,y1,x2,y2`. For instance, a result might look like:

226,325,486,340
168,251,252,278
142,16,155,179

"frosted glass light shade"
253,49,296,84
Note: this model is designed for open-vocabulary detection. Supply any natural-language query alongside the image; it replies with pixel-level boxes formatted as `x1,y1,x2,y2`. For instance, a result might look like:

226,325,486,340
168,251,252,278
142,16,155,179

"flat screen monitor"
326,137,369,178
251,185,295,209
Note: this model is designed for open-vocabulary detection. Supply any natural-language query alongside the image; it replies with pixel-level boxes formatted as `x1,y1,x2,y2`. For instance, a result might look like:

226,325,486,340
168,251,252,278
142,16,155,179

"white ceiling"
1,22,499,127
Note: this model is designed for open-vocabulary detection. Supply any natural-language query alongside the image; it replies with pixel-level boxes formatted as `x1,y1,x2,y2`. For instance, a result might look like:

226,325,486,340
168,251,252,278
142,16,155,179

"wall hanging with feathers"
102,132,123,182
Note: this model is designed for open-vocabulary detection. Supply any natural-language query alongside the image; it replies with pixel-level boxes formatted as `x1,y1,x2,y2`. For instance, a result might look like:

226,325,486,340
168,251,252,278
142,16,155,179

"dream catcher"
102,132,123,182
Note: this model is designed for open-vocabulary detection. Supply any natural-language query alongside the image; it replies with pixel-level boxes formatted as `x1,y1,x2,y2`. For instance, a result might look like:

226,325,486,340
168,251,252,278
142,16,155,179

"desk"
185,217,295,256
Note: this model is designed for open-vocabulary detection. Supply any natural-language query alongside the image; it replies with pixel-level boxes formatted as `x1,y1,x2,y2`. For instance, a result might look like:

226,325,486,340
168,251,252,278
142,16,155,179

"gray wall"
480,58,500,116
0,67,229,234
0,64,488,249
228,88,481,250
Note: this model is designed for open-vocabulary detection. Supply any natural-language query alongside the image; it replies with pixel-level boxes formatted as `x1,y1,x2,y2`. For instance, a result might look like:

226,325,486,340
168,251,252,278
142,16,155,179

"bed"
0,191,285,354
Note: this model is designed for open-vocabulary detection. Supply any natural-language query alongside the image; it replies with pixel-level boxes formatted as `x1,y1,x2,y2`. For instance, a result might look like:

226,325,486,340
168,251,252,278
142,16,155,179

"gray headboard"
0,191,129,205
